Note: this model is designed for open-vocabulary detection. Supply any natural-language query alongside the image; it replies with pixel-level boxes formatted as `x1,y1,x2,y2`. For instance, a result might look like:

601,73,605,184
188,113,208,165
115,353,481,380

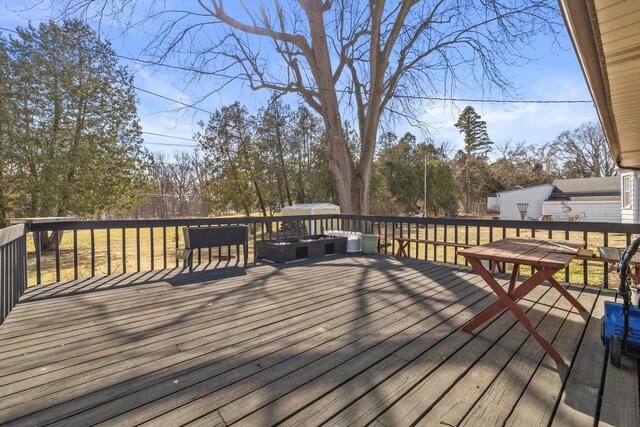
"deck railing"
27,215,342,285
0,213,635,323
0,224,28,323
341,215,639,289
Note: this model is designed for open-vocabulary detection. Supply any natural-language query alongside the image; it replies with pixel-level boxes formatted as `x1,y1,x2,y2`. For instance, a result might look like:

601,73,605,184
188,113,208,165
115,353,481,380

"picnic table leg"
464,257,564,364
463,265,558,333
396,241,407,257
547,276,587,312
632,266,640,285
508,264,520,293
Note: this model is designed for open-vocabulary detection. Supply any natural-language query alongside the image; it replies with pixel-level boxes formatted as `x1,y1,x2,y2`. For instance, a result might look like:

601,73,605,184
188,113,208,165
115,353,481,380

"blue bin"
602,301,640,355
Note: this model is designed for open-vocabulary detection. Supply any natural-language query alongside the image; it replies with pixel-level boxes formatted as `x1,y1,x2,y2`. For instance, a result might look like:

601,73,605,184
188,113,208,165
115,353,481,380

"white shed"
281,203,340,234
486,196,499,213
496,185,554,220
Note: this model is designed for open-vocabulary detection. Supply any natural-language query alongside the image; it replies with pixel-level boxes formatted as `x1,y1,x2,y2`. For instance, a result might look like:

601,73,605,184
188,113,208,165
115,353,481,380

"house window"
623,175,631,208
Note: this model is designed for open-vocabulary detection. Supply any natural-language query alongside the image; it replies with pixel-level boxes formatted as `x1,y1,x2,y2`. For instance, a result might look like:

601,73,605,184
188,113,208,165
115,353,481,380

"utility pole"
423,153,427,217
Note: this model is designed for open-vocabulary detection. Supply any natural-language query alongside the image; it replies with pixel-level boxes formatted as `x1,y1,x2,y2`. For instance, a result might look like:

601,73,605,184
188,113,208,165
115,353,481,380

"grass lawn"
376,223,626,288
27,220,626,288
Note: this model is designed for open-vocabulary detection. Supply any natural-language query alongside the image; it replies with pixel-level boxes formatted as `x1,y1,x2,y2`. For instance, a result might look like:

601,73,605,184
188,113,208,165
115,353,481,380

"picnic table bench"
394,237,638,278
177,226,248,271
394,237,506,270
394,238,472,257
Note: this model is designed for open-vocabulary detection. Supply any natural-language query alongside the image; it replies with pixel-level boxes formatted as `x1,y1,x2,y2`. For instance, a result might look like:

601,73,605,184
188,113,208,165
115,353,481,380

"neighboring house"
542,177,620,223
492,176,625,222
620,170,640,224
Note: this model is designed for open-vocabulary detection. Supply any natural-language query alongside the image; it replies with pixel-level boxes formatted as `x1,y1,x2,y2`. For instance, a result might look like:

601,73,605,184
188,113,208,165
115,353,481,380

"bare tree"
547,121,615,178
491,139,553,189
57,0,561,213
136,151,206,219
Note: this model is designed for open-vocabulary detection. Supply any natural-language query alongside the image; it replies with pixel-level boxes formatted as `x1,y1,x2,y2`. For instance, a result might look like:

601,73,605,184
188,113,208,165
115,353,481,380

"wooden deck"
0,255,638,426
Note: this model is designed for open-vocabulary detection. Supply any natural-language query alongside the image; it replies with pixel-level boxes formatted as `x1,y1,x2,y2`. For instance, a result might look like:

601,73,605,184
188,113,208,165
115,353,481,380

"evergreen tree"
255,95,293,209
454,106,493,212
196,102,259,217
0,37,10,227
0,20,150,241
455,106,493,156
291,105,323,203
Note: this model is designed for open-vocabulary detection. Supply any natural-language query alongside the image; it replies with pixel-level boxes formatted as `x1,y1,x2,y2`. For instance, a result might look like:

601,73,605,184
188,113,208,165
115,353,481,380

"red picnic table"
458,237,587,364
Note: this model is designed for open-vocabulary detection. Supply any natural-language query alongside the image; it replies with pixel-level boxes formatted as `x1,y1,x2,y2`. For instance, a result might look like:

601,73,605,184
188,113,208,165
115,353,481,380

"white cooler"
325,230,362,252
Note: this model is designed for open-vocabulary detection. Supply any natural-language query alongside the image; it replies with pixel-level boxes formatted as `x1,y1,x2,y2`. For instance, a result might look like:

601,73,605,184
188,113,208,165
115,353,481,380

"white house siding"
621,170,638,223
498,185,554,220
542,201,621,223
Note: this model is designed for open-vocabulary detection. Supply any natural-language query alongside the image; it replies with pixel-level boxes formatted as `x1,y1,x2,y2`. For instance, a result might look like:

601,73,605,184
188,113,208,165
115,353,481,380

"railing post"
55,230,61,283
73,230,79,280
603,232,609,289
0,225,29,324
107,228,112,276
35,230,41,285
90,229,95,278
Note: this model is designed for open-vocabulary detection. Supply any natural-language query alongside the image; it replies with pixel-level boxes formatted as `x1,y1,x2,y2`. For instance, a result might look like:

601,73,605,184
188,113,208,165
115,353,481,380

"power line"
2,25,593,105
143,141,197,148
142,131,194,141
133,86,215,115
127,55,593,104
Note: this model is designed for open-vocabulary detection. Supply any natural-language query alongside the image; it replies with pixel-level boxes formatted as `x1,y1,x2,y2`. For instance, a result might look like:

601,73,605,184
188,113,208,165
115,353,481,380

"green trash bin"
360,234,380,254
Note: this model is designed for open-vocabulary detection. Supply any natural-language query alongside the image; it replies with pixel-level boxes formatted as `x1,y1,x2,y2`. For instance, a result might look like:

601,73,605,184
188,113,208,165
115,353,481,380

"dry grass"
375,223,626,288
27,220,626,288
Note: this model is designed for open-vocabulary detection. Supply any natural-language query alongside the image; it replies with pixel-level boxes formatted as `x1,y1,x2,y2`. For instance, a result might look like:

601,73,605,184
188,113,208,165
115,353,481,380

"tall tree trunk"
276,170,285,207
323,116,355,213
296,156,305,203
251,176,268,219
274,125,292,206
302,3,356,214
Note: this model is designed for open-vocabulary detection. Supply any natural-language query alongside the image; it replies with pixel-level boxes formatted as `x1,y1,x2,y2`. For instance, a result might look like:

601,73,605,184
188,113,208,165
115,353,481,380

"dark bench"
178,226,248,271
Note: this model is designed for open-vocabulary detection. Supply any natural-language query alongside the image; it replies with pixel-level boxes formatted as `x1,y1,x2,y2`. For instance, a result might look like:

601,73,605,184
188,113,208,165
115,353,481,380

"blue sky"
1,1,598,156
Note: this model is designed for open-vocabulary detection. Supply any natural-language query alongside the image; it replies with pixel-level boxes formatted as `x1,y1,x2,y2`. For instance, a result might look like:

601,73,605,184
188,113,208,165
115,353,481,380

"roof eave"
557,0,637,170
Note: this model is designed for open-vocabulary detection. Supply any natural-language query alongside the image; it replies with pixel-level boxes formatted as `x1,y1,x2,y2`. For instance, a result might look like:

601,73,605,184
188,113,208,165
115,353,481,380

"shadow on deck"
0,254,637,426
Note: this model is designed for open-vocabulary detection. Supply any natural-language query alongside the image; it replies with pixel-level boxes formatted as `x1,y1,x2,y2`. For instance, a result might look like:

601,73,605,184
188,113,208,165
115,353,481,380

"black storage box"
255,235,347,263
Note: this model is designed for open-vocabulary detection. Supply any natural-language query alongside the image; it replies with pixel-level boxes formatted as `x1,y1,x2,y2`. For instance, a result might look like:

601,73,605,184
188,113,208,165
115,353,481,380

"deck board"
0,254,637,426
412,283,563,426
551,289,607,426
380,275,560,427
597,294,640,427
506,286,598,426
